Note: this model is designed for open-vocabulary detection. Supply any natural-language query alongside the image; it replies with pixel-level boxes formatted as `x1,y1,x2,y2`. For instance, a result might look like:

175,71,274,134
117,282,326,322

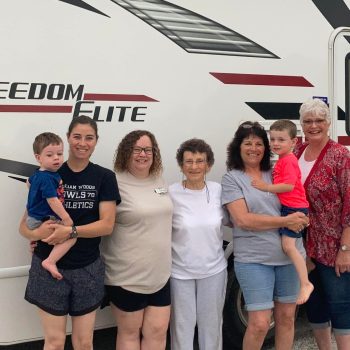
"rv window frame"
345,52,350,136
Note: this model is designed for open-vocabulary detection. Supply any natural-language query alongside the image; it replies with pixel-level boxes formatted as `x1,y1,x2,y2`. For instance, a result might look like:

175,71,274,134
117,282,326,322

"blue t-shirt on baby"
27,170,64,220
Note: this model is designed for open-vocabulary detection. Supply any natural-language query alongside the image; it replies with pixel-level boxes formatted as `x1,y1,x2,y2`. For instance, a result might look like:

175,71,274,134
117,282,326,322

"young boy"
251,120,314,305
26,132,75,280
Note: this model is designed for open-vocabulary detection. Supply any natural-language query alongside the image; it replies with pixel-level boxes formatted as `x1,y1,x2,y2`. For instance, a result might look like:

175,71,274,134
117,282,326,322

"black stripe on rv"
59,0,110,17
245,102,345,121
0,158,37,179
312,0,350,31
8,176,27,183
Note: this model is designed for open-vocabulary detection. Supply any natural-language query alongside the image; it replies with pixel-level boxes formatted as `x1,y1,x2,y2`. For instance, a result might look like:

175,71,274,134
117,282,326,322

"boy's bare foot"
296,282,314,305
42,259,63,280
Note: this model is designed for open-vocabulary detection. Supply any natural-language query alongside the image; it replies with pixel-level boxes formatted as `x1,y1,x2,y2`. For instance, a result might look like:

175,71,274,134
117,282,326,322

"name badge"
154,187,167,195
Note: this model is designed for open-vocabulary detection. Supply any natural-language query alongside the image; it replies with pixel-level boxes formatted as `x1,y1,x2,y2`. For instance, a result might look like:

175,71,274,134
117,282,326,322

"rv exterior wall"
0,0,345,345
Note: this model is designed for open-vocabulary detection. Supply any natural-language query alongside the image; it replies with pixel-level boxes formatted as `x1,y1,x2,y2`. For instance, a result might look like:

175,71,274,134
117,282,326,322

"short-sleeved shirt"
102,171,173,294
273,153,308,208
34,162,121,269
221,169,305,265
169,181,227,279
27,170,63,220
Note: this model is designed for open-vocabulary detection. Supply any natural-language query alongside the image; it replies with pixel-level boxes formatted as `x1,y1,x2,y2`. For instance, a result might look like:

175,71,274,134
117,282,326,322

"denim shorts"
280,205,308,238
105,279,171,312
25,254,105,316
234,261,299,311
306,260,350,334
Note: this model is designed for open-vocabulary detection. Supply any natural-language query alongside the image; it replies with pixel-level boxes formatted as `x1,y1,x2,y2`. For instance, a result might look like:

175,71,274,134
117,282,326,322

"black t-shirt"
35,162,121,269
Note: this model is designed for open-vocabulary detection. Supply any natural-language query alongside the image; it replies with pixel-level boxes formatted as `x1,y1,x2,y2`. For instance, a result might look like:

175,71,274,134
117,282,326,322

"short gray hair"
299,98,330,123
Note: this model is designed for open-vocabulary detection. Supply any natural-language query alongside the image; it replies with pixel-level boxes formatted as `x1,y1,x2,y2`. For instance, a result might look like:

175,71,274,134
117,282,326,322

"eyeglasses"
240,122,264,130
183,159,207,167
132,147,153,155
302,119,327,126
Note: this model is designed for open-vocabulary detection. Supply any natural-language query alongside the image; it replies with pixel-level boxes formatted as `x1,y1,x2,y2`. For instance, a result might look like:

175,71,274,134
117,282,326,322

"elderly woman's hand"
284,211,309,233
335,250,350,277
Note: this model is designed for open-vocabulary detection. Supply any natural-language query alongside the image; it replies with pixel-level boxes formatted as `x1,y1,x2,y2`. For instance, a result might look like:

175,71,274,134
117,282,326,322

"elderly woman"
221,121,309,350
169,138,227,350
296,99,350,349
101,130,173,350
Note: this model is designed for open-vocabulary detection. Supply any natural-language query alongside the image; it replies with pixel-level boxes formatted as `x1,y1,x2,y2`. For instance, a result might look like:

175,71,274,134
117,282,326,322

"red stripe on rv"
210,73,314,87
0,105,72,113
83,93,158,102
338,136,350,145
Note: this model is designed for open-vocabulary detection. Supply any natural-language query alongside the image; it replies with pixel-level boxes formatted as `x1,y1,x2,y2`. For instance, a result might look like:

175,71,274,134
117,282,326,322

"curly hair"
114,130,162,175
226,121,271,171
176,138,214,167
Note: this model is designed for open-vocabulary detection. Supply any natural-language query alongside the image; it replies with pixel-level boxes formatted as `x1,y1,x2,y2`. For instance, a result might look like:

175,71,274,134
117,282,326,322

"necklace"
183,180,210,203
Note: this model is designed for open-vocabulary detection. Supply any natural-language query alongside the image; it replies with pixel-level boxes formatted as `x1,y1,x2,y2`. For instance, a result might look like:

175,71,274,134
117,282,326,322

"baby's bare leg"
42,238,77,280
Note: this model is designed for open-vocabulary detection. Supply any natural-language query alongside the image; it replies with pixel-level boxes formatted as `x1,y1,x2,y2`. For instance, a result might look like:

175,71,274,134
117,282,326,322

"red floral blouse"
295,139,350,267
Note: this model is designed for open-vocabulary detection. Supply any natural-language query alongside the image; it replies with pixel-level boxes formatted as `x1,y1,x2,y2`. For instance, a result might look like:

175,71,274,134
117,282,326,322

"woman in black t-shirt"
19,115,120,350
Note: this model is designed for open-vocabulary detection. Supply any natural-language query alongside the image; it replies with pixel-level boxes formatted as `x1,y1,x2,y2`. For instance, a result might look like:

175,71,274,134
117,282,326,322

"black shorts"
105,279,171,312
25,254,105,316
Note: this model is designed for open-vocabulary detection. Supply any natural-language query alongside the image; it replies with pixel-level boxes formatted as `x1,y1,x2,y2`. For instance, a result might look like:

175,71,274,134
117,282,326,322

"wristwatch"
69,225,78,239
340,244,350,252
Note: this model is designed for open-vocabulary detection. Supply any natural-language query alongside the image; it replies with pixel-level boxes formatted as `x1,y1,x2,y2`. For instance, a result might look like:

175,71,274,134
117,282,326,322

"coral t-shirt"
273,153,309,208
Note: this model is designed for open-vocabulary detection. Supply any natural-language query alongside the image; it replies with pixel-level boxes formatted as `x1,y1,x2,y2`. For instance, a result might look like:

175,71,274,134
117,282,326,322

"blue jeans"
306,260,350,334
234,261,299,311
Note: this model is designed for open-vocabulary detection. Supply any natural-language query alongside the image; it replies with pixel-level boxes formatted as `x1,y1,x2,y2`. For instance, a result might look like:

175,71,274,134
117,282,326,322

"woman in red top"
296,98,350,349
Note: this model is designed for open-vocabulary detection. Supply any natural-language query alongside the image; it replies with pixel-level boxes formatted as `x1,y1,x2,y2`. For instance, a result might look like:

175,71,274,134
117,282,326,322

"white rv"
1,0,349,348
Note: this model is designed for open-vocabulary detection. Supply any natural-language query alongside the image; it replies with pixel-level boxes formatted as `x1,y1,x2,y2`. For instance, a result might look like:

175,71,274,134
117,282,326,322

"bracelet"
69,225,78,239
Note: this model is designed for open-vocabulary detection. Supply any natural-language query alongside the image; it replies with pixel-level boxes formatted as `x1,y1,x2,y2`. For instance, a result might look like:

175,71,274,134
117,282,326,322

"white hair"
299,98,330,122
